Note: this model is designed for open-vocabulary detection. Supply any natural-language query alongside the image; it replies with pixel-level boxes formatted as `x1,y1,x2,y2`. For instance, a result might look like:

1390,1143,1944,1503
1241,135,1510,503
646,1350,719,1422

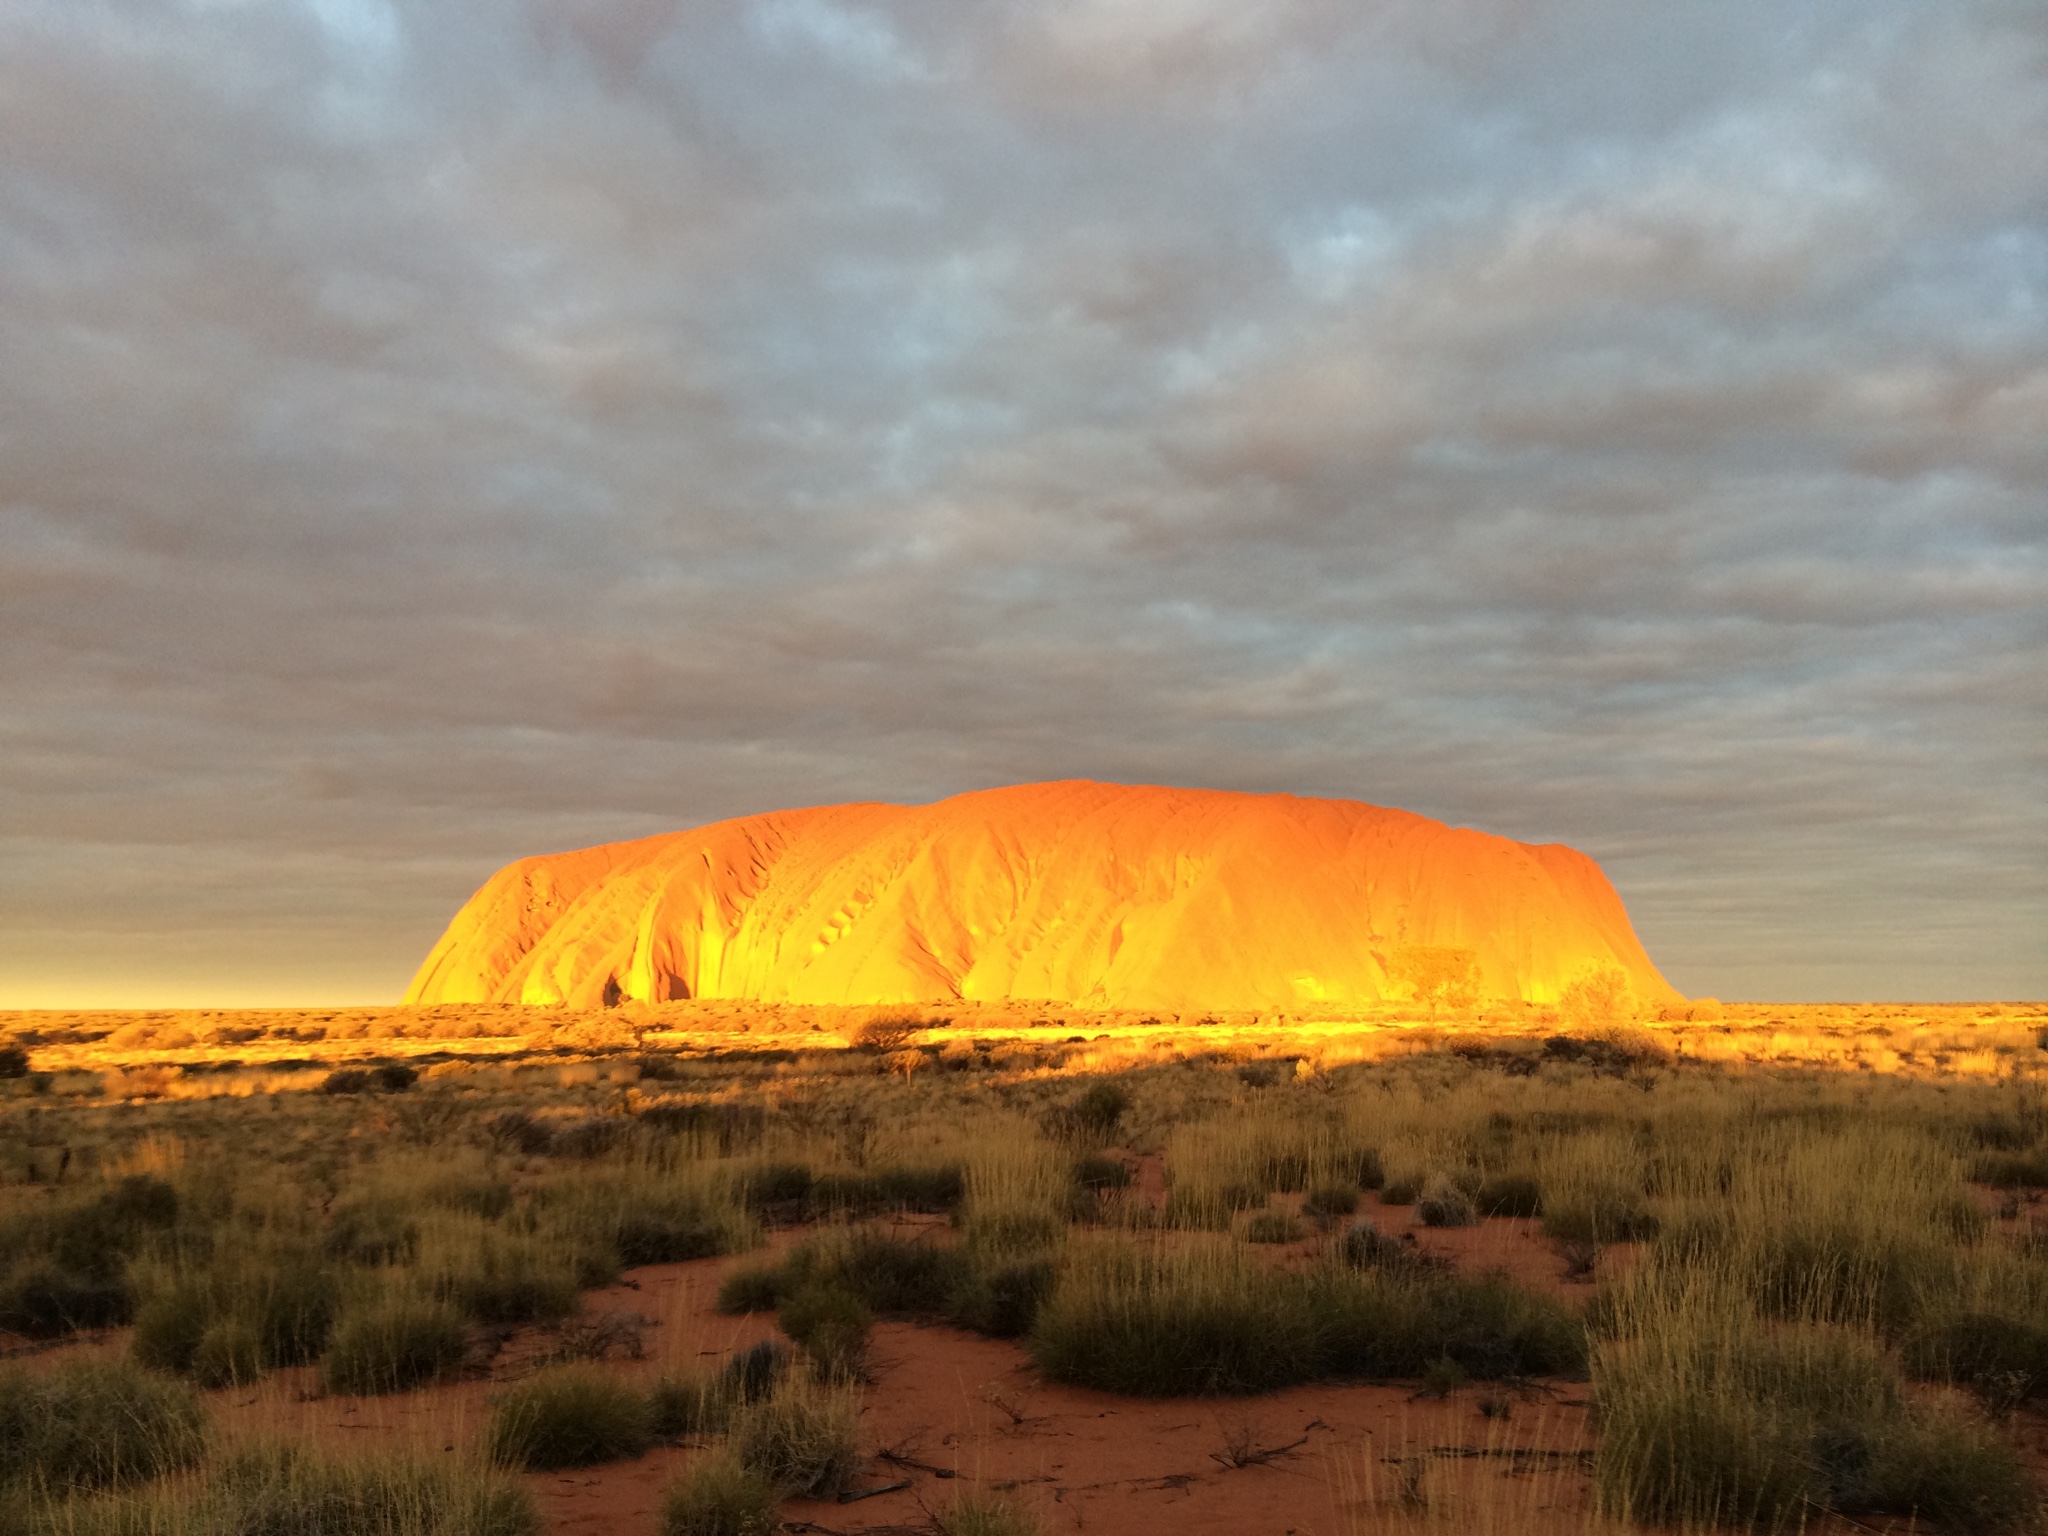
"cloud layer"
3,0,2043,1004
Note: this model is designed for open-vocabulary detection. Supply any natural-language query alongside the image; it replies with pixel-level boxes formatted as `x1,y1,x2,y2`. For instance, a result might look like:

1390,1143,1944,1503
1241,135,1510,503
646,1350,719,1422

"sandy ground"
13,1201,2045,1535
191,1236,1608,1536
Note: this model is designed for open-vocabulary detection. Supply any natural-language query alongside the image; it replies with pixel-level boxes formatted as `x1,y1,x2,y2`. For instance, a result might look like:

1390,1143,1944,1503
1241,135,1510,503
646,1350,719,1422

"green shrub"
249,1258,342,1366
322,1070,372,1095
132,1275,213,1373
649,1372,731,1439
777,1285,871,1380
1415,1176,1477,1228
1476,1174,1543,1218
1905,1311,2048,1408
535,1172,757,1271
407,1171,514,1221
1338,1220,1420,1273
1850,1404,2040,1530
1073,1155,1130,1191
1971,1149,2048,1188
1654,1209,1948,1332
1072,1082,1130,1135
1596,1317,2035,1531
1380,1174,1422,1206
659,1452,777,1536
1029,1246,1318,1396
947,1257,1056,1338
1030,1240,1582,1397
132,1253,337,1381
327,1198,421,1264
485,1365,654,1470
1242,1211,1304,1244
960,1206,1063,1258
0,1176,179,1339
421,1223,580,1325
1302,1183,1360,1221
0,1261,130,1336
735,1339,793,1394
0,1357,205,1490
1310,1268,1587,1380
198,1441,540,1536
193,1316,267,1387
1162,1182,1264,1230
727,1375,860,1498
374,1063,420,1093
809,1165,964,1216
717,1261,785,1314
637,1100,767,1153
781,1228,970,1315
323,1293,468,1395
738,1163,814,1209
1543,1193,1659,1245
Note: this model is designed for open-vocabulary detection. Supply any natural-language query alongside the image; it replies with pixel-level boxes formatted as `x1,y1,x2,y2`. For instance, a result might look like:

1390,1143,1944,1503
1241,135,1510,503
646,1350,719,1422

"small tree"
1388,946,1482,1019
850,1014,925,1054
1558,963,1637,1030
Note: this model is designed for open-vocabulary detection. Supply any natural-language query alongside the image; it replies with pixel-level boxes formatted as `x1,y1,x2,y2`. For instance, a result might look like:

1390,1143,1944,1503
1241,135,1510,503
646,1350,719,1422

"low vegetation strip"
1029,1238,1585,1396
6,1009,2048,1534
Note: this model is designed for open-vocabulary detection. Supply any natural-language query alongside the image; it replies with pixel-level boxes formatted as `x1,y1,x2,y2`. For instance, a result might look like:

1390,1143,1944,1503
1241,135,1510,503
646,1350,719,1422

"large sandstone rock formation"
405,780,1680,1011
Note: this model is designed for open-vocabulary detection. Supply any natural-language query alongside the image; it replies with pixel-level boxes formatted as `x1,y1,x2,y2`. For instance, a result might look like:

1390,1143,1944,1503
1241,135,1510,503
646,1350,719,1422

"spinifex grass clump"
415,1213,582,1326
131,1247,340,1386
731,1219,1061,1344
647,1340,791,1442
717,1259,785,1314
1415,1175,1477,1228
530,1166,760,1270
726,1371,861,1499
1649,1122,1980,1333
485,1364,656,1470
1302,1182,1360,1222
1241,1210,1304,1244
1475,1173,1542,1218
1031,1239,1317,1395
86,1441,541,1536
0,1173,182,1336
323,1290,469,1394
1906,1307,2048,1411
1593,1283,2035,1531
326,1196,422,1264
778,1283,874,1380
1162,1108,1378,1231
0,1357,206,1491
1028,1235,1584,1395
659,1453,777,1536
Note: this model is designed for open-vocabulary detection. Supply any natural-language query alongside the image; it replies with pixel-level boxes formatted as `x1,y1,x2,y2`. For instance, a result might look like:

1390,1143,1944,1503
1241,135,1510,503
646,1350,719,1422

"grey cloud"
1,0,2043,1004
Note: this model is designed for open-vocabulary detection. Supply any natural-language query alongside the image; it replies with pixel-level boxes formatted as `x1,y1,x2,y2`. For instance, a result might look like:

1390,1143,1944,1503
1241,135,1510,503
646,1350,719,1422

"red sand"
15,1207,2030,1534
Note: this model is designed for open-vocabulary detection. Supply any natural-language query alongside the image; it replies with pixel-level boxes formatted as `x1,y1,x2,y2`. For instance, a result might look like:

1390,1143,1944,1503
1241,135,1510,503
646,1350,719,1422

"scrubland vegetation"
3,1001,2048,1533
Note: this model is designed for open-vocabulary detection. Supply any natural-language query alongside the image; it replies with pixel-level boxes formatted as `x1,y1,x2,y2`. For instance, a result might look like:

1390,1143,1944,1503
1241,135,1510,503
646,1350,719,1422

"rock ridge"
404,780,1680,1010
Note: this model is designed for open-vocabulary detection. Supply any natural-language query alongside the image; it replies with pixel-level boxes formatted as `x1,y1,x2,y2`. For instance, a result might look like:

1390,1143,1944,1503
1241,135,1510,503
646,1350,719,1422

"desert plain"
8,995,2048,1536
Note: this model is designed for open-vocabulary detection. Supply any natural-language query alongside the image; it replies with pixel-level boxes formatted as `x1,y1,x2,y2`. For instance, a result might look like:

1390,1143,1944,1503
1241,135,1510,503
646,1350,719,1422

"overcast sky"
3,0,2044,1007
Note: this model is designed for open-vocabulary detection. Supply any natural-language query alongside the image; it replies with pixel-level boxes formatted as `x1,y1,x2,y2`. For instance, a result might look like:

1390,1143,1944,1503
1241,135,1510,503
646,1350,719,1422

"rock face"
405,780,1680,1011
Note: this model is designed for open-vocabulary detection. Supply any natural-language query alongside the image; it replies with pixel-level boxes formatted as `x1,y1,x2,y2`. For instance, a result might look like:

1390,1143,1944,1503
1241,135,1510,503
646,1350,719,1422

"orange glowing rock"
404,781,1681,1011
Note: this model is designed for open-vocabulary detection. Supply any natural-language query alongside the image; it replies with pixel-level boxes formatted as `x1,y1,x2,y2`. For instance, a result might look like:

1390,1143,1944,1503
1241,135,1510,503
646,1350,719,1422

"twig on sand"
877,1447,960,1480
1210,1429,1309,1469
837,1479,913,1504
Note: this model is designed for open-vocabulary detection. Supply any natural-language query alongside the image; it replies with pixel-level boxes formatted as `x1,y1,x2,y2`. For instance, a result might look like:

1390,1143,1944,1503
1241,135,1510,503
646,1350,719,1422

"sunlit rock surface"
405,781,1680,1010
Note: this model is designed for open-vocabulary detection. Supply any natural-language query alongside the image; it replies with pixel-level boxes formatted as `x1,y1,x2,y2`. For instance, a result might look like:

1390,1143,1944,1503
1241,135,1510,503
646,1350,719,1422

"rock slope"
404,780,1680,1010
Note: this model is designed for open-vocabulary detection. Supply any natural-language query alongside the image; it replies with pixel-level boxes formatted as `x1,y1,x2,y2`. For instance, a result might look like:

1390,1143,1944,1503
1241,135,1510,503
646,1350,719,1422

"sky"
2,0,2044,1008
